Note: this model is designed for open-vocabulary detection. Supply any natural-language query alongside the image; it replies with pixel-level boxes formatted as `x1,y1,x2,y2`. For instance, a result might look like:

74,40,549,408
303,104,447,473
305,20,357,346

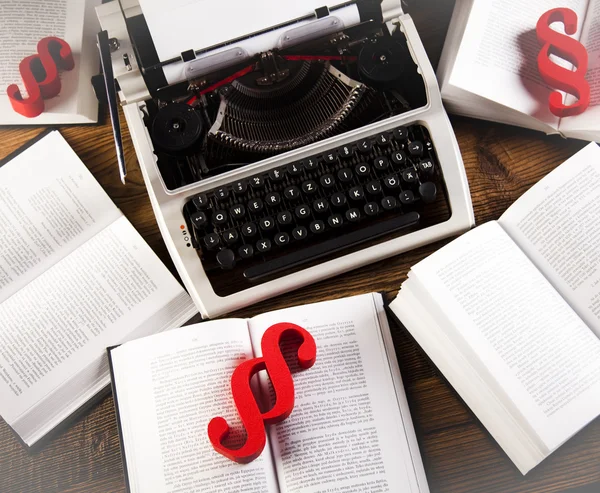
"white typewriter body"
97,0,474,319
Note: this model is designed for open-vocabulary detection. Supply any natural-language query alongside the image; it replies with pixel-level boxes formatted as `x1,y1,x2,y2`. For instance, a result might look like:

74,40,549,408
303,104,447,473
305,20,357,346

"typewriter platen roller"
96,0,474,318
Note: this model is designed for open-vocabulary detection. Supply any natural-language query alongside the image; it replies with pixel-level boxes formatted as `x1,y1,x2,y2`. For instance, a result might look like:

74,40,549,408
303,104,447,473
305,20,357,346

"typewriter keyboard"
183,124,451,295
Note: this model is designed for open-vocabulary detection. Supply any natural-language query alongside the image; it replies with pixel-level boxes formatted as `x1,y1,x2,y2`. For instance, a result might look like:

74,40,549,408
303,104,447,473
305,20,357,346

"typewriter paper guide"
138,0,359,61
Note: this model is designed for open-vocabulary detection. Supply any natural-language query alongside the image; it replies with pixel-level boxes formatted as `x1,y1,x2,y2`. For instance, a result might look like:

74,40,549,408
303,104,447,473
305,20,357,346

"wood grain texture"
1,1,599,491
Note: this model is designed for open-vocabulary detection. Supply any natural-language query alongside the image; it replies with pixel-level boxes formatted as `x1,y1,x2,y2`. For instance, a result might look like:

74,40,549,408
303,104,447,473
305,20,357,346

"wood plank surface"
1,1,599,492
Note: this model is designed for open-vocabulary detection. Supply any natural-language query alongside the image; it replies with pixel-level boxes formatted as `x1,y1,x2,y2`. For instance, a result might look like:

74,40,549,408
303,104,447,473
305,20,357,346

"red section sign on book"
536,8,590,117
208,322,317,464
6,37,74,118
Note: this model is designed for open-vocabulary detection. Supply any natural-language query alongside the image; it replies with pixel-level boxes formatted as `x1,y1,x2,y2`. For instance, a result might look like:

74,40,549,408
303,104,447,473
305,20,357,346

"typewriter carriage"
141,23,429,192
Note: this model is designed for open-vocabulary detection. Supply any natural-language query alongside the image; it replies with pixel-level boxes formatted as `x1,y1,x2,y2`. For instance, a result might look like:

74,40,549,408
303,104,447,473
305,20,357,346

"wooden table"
1,1,599,492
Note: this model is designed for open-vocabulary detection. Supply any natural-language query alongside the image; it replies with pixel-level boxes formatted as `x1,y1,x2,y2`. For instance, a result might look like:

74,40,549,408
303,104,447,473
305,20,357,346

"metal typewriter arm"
118,13,474,319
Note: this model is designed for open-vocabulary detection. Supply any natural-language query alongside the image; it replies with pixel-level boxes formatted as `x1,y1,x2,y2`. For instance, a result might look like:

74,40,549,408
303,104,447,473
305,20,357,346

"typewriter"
96,0,474,318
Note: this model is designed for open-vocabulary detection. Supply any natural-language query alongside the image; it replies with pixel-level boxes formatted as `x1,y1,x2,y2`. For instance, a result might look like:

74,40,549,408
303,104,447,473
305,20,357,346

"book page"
110,321,280,493
248,294,422,493
500,143,600,337
438,0,474,89
449,0,588,128
558,0,600,136
408,222,600,452
0,216,189,439
0,131,120,304
390,280,545,474
0,0,100,125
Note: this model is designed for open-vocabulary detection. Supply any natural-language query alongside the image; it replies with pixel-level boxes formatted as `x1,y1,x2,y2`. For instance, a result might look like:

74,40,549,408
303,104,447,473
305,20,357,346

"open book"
0,0,100,125
438,0,600,141
389,143,600,474
0,130,197,448
109,293,430,493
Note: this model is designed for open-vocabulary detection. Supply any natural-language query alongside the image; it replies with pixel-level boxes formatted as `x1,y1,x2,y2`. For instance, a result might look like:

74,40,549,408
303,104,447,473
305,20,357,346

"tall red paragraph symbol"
7,37,74,118
537,8,590,117
208,323,317,464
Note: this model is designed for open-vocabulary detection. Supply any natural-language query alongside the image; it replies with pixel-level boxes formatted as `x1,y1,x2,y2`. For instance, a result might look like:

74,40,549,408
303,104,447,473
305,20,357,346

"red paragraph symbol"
7,37,74,118
208,323,317,464
537,8,590,117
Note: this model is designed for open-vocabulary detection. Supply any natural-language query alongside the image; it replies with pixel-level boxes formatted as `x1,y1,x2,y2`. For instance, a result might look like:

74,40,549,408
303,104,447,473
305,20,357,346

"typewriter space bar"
244,212,420,281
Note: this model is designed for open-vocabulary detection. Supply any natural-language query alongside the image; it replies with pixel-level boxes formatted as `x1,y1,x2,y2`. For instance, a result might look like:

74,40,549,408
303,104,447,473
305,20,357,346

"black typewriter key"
230,204,246,219
394,127,408,140
418,159,435,175
203,233,220,250
408,141,424,157
269,168,285,181
256,239,272,253
364,202,380,216
384,175,400,190
193,193,209,209
331,192,347,207
320,174,335,188
345,208,361,222
222,229,239,245
337,168,353,183
381,196,397,210
399,190,415,205
337,145,353,159
213,210,228,225
304,157,319,170
292,226,308,240
322,151,336,163
248,199,263,213
238,244,254,259
391,150,406,166
366,180,382,195
215,187,229,200
260,217,276,231
190,211,207,229
373,157,389,171
242,222,258,237
376,133,391,146
313,199,329,213
284,186,300,200
355,163,370,177
349,186,364,201
233,180,248,194
295,204,311,219
302,180,318,195
216,249,236,269
274,232,290,246
266,193,281,207
287,162,303,176
401,169,418,184
357,139,373,154
309,220,325,234
327,214,343,228
250,175,265,188
277,211,293,226
419,182,438,204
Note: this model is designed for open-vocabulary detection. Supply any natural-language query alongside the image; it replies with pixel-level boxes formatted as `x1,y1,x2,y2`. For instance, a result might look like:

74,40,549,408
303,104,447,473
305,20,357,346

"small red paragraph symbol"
537,8,590,117
7,37,74,118
208,323,316,464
